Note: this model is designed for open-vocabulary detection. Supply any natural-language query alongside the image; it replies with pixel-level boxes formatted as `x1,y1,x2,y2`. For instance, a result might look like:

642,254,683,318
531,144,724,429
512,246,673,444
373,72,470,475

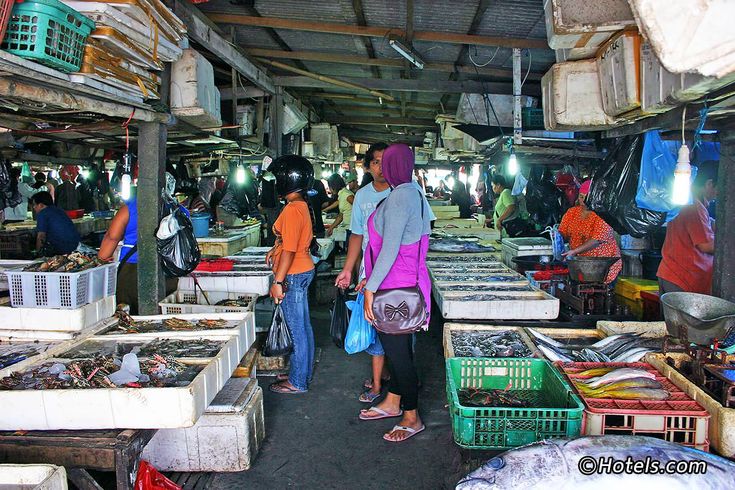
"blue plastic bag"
344,292,375,354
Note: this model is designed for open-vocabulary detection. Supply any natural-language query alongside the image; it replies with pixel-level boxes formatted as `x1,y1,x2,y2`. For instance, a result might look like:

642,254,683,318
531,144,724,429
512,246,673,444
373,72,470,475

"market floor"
211,303,471,489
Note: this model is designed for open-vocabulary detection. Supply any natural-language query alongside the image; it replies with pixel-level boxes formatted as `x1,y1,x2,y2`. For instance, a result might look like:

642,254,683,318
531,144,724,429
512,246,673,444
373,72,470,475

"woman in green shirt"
490,174,518,237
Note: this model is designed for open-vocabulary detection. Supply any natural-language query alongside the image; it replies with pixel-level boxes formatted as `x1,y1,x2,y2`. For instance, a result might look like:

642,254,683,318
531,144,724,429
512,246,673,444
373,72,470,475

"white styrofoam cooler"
501,237,553,268
597,31,642,117
629,0,735,78
0,295,116,332
141,378,264,472
542,60,618,130
0,334,242,430
0,464,68,490
178,272,272,296
160,290,257,316
171,49,222,128
433,285,560,320
543,0,635,50
455,94,537,127
555,47,598,63
640,41,735,114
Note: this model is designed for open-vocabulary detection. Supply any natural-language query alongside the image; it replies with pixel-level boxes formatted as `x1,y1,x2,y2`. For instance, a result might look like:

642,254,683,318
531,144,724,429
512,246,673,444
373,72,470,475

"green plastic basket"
1,0,94,72
446,357,585,449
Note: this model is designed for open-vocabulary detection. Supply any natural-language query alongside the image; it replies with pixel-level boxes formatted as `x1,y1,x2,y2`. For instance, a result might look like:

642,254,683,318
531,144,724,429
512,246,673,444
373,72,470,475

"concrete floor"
212,304,473,489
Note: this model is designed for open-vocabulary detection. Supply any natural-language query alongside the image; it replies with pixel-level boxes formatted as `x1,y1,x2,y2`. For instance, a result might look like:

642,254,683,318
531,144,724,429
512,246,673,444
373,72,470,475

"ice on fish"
451,331,533,358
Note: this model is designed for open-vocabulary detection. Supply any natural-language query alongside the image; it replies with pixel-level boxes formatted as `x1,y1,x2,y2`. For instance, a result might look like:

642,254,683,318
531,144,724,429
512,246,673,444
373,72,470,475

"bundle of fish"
434,274,521,283
571,367,669,400
24,252,105,273
456,294,546,302
527,329,654,363
427,255,500,263
452,331,533,358
441,285,534,292
112,312,228,334
429,237,496,253
456,435,735,489
458,387,530,408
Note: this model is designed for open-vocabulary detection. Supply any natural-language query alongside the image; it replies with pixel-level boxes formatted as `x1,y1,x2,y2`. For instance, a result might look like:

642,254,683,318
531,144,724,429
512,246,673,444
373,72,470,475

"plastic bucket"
191,213,211,238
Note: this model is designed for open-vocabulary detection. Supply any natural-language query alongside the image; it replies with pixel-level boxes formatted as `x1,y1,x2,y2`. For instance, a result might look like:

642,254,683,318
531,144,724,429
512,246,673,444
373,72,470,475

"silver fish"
456,436,735,490
584,368,656,388
537,344,572,362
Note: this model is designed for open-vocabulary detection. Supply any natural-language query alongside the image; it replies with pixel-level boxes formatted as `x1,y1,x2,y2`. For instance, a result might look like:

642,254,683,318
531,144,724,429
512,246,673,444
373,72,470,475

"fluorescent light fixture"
389,36,425,69
672,144,692,205
121,174,132,200
508,152,519,176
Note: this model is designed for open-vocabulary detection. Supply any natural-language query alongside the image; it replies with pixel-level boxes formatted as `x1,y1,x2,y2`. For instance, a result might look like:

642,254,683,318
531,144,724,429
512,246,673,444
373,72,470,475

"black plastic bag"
526,167,563,228
263,304,294,357
329,289,350,348
157,206,202,277
587,136,667,238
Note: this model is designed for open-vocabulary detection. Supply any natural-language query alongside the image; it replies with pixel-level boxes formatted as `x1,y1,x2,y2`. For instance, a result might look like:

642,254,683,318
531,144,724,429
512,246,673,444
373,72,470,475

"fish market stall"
443,323,540,359
3,216,110,239
501,237,553,269
197,230,251,257
525,327,663,363
433,217,485,230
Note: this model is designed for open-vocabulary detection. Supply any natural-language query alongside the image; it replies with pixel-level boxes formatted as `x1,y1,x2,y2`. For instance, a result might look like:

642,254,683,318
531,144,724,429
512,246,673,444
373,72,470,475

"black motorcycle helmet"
268,155,314,197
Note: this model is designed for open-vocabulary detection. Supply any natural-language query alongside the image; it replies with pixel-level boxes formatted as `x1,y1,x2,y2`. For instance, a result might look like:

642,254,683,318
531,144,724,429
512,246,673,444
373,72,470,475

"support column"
713,131,735,301
269,87,283,157
136,121,167,314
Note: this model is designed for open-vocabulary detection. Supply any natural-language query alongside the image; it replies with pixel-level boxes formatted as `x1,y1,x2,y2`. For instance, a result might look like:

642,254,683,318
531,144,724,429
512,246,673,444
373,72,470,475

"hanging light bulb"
321,170,332,179
508,151,519,176
236,165,246,184
672,144,691,205
121,174,132,201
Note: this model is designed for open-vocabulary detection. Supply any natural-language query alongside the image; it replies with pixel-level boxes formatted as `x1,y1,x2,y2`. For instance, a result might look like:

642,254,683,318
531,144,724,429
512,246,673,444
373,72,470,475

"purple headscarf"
381,144,415,188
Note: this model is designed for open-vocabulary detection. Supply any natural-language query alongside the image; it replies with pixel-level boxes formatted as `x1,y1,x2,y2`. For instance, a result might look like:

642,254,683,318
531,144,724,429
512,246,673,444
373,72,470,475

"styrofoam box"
171,49,222,128
0,464,68,490
640,41,735,114
0,295,116,332
433,284,560,320
160,290,257,316
597,31,642,117
0,335,241,430
501,237,553,268
178,272,272,296
555,47,598,63
542,60,618,131
543,0,635,50
629,0,735,78
0,338,81,379
455,94,537,126
141,378,264,472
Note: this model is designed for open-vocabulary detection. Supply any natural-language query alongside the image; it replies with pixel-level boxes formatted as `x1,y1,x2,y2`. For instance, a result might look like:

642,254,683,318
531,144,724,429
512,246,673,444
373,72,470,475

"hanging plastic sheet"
692,141,720,164
526,167,563,228
587,135,667,238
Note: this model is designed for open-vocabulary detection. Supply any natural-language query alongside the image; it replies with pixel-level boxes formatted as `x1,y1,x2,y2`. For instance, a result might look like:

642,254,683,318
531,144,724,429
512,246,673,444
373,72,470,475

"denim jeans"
281,269,316,391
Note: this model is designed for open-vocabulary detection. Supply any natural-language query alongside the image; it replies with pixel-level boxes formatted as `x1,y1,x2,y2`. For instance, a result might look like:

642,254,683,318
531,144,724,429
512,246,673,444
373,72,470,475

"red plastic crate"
65,209,84,219
557,362,710,451
0,0,13,45
640,290,662,321
195,258,234,272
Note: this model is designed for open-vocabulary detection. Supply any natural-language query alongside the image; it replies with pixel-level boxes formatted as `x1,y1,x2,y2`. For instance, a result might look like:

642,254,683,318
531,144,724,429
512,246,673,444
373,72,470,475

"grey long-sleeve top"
365,183,432,292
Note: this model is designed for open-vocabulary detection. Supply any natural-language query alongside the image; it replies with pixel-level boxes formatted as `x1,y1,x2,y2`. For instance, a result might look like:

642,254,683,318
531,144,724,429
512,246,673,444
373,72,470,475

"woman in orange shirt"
558,180,622,284
266,155,321,394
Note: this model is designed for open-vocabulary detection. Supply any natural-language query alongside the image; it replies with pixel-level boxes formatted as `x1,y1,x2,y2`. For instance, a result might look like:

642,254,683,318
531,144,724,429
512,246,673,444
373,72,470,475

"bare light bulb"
321,170,332,179
508,153,519,176
121,174,132,201
672,144,691,205
236,166,246,184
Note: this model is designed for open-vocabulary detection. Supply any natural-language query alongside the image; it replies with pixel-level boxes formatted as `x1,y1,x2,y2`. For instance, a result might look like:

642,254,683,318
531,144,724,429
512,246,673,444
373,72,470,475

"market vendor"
558,180,622,284
31,191,80,255
657,161,717,295
325,172,357,239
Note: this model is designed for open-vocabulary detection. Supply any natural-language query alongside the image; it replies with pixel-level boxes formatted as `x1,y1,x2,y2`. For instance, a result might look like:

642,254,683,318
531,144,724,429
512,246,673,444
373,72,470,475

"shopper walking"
267,155,320,394
357,143,431,443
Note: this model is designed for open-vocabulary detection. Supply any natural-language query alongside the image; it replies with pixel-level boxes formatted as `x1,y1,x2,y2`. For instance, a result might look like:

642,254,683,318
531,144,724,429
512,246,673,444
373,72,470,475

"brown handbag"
370,190,427,335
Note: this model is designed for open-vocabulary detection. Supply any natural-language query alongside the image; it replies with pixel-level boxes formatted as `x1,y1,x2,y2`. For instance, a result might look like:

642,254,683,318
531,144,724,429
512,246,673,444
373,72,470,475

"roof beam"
173,0,275,93
206,13,549,49
275,76,537,95
245,48,541,79
351,0,381,79
297,92,440,110
322,103,437,114
326,116,435,127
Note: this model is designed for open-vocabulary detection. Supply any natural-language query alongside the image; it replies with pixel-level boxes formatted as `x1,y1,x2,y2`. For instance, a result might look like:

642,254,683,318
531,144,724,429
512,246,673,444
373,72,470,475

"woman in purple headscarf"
357,143,432,443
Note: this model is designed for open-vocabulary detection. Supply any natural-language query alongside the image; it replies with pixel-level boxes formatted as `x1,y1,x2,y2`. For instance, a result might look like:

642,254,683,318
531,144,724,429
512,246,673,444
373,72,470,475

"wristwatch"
274,280,286,286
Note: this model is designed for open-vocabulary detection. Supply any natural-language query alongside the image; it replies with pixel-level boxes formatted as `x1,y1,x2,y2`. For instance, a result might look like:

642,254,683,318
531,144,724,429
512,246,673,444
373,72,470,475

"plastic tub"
191,213,211,238
64,209,85,219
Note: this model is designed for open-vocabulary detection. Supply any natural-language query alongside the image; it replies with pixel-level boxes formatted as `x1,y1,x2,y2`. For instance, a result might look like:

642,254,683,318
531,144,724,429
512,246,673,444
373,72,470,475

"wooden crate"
443,323,541,359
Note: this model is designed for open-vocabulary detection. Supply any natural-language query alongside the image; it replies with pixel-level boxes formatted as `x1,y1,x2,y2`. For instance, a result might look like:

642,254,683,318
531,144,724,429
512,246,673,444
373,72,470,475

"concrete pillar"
713,131,735,301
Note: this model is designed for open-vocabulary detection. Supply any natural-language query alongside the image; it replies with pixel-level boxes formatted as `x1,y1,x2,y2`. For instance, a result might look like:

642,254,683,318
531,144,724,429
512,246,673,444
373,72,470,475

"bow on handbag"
384,301,409,321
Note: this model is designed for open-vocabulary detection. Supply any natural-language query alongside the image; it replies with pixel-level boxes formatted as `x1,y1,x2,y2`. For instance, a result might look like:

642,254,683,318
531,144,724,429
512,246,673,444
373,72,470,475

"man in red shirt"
657,161,718,294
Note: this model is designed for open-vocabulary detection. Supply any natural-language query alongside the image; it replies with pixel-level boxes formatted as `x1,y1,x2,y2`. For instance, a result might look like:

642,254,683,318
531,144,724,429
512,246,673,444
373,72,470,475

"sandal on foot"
383,424,425,443
276,373,289,381
269,381,306,394
363,377,390,390
359,407,403,421
359,389,381,403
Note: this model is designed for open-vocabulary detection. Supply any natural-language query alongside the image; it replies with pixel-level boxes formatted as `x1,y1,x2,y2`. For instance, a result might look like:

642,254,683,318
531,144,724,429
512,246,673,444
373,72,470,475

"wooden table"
0,429,156,490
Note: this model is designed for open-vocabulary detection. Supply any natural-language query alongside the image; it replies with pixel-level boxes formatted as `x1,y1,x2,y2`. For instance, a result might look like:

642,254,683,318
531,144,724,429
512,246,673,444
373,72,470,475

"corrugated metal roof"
475,0,547,40
255,0,356,23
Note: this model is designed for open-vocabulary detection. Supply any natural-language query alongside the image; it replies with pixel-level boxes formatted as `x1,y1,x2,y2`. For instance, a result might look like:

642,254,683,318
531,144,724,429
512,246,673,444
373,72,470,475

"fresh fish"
576,367,617,378
451,331,533,358
429,238,497,253
455,435,735,490
611,347,653,363
527,329,652,364
582,387,670,400
583,368,656,388
537,344,572,362
575,377,663,396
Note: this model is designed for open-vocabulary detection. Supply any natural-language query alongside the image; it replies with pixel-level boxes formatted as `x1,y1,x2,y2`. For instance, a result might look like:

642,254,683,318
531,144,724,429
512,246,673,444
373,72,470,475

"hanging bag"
370,191,428,335
344,292,375,353
329,288,350,348
263,304,294,357
156,205,202,277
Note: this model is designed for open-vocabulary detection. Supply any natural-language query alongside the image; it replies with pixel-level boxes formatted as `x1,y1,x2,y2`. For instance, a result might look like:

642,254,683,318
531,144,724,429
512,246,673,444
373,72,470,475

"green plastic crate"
446,357,584,449
1,0,94,72
522,107,545,130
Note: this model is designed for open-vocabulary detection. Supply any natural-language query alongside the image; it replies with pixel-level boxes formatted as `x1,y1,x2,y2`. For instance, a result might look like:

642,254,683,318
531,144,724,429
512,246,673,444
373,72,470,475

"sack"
156,206,201,277
134,460,181,490
344,292,375,354
329,289,350,348
502,216,528,238
372,286,427,335
263,304,293,357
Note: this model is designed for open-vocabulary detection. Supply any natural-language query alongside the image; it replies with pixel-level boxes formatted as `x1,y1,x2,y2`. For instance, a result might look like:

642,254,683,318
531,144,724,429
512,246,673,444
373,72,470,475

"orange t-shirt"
272,200,315,275
559,206,622,284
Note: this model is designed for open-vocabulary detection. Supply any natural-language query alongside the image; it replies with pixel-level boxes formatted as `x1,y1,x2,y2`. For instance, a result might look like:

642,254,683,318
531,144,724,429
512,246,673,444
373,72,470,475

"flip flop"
359,407,403,421
359,389,381,403
269,381,307,394
383,424,425,443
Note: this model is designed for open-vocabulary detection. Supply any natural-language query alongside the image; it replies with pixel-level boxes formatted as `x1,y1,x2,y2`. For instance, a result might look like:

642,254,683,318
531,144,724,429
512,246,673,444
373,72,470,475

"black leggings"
378,332,419,411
